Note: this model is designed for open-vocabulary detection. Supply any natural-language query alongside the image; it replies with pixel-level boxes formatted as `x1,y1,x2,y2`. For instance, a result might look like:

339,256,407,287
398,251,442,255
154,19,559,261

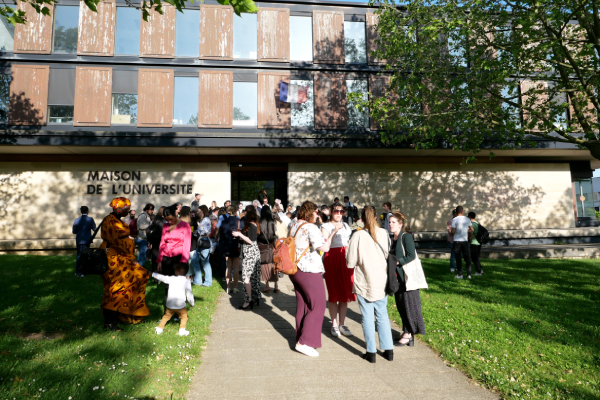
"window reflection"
0,7,14,52
115,7,141,55
173,77,199,125
233,13,257,59
111,94,138,124
53,6,79,53
448,29,467,67
347,80,368,128
575,179,594,218
290,17,312,62
48,105,74,123
176,9,200,57
0,74,9,122
344,21,366,64
501,85,521,129
233,82,257,126
291,80,314,127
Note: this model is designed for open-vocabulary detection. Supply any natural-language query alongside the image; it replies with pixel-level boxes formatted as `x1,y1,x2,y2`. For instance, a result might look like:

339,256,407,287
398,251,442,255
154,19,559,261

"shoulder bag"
398,233,428,291
79,216,109,275
273,222,309,275
372,233,400,296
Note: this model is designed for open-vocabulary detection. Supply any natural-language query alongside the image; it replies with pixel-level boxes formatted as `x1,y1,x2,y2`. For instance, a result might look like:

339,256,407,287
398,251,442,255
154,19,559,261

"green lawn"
388,258,600,400
0,254,222,400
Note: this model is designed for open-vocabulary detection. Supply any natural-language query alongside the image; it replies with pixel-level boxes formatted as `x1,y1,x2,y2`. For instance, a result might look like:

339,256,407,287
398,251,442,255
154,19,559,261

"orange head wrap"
110,197,131,209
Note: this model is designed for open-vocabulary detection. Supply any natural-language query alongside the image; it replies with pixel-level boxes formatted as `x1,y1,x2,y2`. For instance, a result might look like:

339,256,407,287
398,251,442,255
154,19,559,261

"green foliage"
593,209,600,222
389,258,600,399
233,106,251,121
366,0,600,161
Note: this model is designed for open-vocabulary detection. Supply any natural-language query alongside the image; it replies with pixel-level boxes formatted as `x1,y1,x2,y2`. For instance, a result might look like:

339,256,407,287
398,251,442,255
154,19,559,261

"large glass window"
48,105,74,123
347,80,368,128
0,74,9,122
115,7,141,55
111,94,138,124
233,13,257,59
53,6,79,53
291,79,314,127
233,82,257,126
290,17,312,62
344,21,366,64
575,179,594,218
173,77,199,125
0,7,14,52
448,29,467,67
175,9,199,57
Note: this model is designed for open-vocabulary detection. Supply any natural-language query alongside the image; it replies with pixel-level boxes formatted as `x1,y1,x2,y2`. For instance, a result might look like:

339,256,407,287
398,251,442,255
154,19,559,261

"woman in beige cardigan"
346,206,394,363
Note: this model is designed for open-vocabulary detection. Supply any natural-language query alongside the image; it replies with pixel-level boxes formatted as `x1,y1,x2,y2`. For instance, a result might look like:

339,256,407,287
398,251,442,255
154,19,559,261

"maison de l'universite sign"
86,171,193,196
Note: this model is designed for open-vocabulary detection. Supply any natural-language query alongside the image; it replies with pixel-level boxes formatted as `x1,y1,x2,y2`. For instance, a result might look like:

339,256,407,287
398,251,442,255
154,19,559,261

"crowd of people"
73,192,457,362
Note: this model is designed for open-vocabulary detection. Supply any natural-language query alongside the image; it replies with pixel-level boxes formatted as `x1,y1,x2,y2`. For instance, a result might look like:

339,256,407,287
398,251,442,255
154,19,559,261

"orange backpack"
273,222,309,276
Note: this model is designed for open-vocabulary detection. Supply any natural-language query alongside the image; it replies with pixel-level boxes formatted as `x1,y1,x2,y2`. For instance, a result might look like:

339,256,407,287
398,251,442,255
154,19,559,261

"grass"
387,258,600,400
0,254,223,400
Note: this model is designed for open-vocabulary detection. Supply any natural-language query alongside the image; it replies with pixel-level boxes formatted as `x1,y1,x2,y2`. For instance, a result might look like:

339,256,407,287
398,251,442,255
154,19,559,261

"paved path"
188,276,499,400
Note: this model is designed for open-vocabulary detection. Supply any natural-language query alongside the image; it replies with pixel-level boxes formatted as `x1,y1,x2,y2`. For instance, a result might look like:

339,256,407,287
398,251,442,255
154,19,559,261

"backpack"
352,205,359,221
273,222,309,276
476,223,490,244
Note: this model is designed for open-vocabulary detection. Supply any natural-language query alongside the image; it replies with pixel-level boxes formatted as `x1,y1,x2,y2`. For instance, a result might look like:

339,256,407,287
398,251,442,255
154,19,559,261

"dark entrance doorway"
231,163,288,206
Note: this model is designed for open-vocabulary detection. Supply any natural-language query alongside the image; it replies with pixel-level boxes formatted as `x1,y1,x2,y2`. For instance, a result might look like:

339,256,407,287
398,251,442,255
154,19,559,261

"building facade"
0,0,598,248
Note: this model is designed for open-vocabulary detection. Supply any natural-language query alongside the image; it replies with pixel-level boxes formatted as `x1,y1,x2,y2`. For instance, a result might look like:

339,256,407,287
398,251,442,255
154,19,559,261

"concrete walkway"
188,276,499,400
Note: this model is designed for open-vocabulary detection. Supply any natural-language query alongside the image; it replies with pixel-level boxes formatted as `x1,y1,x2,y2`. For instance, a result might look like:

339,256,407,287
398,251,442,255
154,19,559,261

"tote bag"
399,233,428,291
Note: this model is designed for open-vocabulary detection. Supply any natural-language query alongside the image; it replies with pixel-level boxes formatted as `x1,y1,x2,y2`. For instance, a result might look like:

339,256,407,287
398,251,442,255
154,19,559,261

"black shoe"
383,349,394,361
362,352,376,363
252,298,260,307
395,335,414,347
103,323,121,332
238,302,253,311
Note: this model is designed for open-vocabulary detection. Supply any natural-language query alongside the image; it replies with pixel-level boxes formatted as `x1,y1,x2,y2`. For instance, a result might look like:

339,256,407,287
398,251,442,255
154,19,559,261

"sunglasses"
333,210,344,215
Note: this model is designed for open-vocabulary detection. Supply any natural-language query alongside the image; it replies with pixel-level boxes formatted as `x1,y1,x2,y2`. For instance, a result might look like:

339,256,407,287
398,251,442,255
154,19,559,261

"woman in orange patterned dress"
100,197,150,330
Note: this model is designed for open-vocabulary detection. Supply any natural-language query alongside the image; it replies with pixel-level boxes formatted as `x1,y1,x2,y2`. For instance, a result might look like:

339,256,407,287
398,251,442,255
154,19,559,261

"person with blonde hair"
346,206,394,363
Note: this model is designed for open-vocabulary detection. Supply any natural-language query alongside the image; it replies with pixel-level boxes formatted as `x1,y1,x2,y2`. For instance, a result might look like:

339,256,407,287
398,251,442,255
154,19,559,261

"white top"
451,216,472,242
289,220,326,273
321,222,351,248
152,273,195,309
278,212,291,226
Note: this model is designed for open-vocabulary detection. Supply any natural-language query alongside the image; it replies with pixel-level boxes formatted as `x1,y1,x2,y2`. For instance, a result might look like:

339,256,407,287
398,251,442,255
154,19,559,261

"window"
111,94,138,124
448,29,467,67
53,6,79,53
115,7,141,55
346,80,368,128
344,21,366,64
233,13,257,59
0,74,9,122
173,77,199,125
501,85,521,129
175,9,200,57
291,79,314,127
290,16,312,62
233,82,257,125
575,179,594,218
0,7,14,52
48,105,74,123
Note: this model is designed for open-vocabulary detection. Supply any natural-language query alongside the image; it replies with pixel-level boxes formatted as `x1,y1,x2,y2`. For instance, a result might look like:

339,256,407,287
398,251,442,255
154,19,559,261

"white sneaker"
295,343,319,357
155,327,163,335
450,268,455,273
331,326,341,337
339,325,353,337
455,274,463,279
178,328,190,336
467,275,472,280
475,271,484,276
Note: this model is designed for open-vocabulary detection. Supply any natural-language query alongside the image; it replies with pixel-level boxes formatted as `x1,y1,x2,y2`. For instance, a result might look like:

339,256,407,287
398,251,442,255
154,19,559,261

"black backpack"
476,223,490,244
352,206,359,220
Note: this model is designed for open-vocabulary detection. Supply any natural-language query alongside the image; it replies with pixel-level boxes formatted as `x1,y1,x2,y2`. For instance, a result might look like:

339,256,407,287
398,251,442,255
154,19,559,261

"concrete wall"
288,162,575,231
0,162,230,240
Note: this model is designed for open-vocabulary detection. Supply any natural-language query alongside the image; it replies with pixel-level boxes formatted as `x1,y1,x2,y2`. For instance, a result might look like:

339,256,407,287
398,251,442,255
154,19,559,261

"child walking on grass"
153,263,195,336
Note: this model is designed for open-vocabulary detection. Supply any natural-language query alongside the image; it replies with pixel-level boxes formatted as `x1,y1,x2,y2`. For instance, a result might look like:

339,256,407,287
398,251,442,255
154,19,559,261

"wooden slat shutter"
13,2,53,54
258,8,290,62
198,71,233,128
314,73,347,129
313,11,344,64
199,5,233,60
9,64,49,125
140,5,176,58
73,67,112,127
137,69,174,127
368,75,390,131
77,0,116,56
258,72,290,129
366,13,385,65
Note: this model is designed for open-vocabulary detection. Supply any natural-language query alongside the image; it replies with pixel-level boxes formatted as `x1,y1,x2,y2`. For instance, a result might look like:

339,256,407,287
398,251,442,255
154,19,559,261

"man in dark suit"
72,206,97,277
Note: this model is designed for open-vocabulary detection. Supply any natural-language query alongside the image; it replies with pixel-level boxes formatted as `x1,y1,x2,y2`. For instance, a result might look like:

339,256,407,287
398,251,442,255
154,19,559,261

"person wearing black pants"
450,205,473,279
453,241,472,278
468,212,484,276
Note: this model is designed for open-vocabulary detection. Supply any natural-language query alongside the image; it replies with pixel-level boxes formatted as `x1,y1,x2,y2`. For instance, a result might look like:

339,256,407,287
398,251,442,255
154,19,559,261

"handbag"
198,236,211,250
373,234,400,296
273,222,309,276
399,232,428,291
79,216,109,275
258,243,274,264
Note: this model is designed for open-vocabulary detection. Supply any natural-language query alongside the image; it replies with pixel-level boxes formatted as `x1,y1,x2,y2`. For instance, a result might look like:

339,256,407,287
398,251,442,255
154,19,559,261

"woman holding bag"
389,212,426,347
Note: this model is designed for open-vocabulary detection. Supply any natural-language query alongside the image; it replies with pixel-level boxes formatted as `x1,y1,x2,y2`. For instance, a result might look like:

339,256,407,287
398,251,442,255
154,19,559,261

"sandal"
262,288,271,293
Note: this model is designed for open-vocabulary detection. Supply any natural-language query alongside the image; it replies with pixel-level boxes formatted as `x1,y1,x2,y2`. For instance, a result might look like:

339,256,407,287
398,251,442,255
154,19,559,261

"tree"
233,107,250,121
1,0,258,26
364,0,600,160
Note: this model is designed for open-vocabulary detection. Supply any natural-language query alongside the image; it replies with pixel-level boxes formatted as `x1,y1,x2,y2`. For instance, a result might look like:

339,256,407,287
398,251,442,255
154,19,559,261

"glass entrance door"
231,163,288,207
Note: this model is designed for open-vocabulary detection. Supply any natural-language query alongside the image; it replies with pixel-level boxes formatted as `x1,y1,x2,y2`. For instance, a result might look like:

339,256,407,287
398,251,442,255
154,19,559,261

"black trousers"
470,244,483,274
453,241,472,276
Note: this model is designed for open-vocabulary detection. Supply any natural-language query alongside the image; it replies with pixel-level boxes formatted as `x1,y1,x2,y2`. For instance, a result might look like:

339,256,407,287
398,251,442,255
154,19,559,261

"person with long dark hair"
258,206,279,293
147,206,166,275
232,208,261,310
219,205,241,293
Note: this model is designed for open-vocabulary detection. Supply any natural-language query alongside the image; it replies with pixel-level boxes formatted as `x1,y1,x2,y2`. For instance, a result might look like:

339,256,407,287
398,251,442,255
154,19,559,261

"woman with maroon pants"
288,201,336,357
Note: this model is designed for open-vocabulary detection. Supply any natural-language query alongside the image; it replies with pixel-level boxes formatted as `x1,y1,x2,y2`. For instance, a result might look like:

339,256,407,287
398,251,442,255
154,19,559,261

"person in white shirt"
321,202,354,338
153,263,195,336
450,205,474,279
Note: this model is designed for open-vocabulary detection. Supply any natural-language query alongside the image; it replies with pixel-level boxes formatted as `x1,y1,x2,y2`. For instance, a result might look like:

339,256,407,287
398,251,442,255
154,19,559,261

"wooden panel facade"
8,64,50,125
366,13,385,65
313,11,344,64
73,67,113,127
258,72,291,129
140,5,176,58
77,0,116,56
200,5,233,60
368,75,390,130
257,8,290,62
314,73,347,129
137,69,174,127
198,71,233,128
13,2,53,54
